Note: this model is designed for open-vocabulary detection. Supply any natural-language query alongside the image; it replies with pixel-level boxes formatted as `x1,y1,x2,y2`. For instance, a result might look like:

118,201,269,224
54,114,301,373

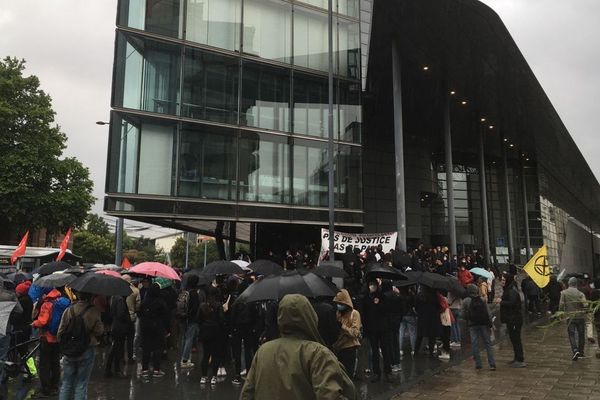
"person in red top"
32,289,67,398
457,263,474,287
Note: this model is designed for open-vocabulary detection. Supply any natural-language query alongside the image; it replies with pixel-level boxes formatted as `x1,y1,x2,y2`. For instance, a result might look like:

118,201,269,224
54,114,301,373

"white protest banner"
320,229,398,254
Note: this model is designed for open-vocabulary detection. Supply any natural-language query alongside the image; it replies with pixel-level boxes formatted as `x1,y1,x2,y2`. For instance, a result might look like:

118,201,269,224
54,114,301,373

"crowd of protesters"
1,243,600,399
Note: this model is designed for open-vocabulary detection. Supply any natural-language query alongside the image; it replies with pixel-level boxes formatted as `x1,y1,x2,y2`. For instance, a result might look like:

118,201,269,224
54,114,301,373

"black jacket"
362,291,388,334
500,283,522,324
110,296,131,336
311,301,340,349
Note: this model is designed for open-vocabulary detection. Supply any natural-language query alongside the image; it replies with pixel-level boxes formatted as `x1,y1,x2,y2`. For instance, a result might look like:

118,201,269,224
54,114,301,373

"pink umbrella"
95,270,122,278
129,262,181,281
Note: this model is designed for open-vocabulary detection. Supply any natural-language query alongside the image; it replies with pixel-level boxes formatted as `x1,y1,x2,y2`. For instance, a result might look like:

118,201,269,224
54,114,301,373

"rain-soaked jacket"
240,294,356,400
333,289,362,351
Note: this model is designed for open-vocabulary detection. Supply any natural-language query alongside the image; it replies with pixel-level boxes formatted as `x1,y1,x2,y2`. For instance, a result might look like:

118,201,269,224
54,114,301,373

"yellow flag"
523,245,550,288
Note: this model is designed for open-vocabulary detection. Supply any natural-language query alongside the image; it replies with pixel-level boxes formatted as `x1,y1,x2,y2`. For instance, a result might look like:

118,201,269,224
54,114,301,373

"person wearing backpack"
31,288,70,398
179,275,202,369
462,284,496,370
57,292,103,400
105,295,130,378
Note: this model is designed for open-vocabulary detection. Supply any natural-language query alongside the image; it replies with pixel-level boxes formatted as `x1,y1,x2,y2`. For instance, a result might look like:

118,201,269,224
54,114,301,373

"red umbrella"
129,262,181,281
95,270,122,278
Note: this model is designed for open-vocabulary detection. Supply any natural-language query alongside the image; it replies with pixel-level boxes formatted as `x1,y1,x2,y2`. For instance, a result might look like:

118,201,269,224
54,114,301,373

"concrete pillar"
392,40,407,252
520,162,532,260
479,126,492,265
502,134,515,261
443,93,457,256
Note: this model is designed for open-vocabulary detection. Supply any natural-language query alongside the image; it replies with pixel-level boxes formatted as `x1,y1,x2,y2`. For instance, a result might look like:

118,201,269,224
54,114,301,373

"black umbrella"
69,273,132,297
405,271,465,295
6,272,33,284
34,272,77,289
182,269,211,288
247,260,283,276
202,261,244,279
312,261,348,278
235,270,338,304
37,261,71,276
365,263,407,280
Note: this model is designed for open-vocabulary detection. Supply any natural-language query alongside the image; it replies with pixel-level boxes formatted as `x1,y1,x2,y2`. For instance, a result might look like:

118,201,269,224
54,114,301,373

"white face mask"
369,285,377,293
591,283,596,289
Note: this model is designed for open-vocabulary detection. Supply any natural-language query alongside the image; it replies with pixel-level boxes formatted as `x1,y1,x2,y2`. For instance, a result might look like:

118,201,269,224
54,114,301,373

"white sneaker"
240,369,247,376
439,351,450,360
210,376,218,385
200,376,208,384
450,342,461,348
217,367,226,377
180,361,194,368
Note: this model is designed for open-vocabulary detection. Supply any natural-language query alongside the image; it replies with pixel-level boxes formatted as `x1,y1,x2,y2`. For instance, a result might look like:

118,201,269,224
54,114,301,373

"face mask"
336,303,349,312
369,285,377,293
591,283,596,289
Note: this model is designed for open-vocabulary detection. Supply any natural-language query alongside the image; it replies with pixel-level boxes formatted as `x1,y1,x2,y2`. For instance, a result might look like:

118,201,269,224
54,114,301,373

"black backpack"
60,305,93,358
469,297,490,326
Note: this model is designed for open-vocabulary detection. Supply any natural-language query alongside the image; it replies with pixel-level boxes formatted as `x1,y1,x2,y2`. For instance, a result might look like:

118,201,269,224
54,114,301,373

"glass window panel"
108,114,140,194
182,48,239,124
118,0,182,38
239,132,290,203
293,72,328,138
293,139,328,207
337,17,360,79
338,0,359,18
337,80,361,142
241,62,290,132
294,6,330,73
114,33,181,116
337,145,362,209
243,0,292,63
186,0,241,51
138,122,177,195
178,124,237,200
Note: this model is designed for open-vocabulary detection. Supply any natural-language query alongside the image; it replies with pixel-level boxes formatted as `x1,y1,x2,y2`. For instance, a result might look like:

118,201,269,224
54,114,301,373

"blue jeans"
567,319,585,355
181,322,199,362
469,326,495,368
59,347,96,400
450,309,461,343
399,316,417,353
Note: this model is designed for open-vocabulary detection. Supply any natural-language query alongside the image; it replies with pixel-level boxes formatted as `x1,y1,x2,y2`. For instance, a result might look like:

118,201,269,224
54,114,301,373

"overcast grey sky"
1,0,599,232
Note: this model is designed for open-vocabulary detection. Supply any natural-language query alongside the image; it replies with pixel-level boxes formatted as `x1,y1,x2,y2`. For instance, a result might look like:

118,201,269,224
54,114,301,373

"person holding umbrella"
57,291,104,400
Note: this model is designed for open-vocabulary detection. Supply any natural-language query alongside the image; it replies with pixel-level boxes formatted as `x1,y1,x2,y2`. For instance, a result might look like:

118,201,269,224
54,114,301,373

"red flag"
10,231,29,264
121,257,132,269
56,228,72,262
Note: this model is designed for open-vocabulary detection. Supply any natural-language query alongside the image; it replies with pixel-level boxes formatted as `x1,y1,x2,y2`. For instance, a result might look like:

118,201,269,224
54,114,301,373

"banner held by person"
320,229,398,254
523,244,550,288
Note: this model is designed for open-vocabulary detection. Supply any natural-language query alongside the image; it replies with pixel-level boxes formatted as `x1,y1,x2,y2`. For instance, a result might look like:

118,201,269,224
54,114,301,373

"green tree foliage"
85,213,110,237
169,237,220,269
0,57,95,241
73,230,114,264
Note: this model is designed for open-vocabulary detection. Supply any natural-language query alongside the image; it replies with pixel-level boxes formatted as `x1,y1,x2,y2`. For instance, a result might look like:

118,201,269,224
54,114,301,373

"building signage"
320,229,398,254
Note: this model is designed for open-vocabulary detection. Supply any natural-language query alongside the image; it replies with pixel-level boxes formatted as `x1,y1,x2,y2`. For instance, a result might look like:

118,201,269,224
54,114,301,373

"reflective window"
243,0,292,64
182,48,239,124
338,80,361,142
293,139,328,207
239,132,290,203
118,0,182,38
293,72,329,138
114,33,181,116
337,18,360,79
338,0,359,18
186,0,241,51
138,122,177,195
108,114,140,194
337,145,362,208
294,6,330,73
178,124,237,200
241,62,290,132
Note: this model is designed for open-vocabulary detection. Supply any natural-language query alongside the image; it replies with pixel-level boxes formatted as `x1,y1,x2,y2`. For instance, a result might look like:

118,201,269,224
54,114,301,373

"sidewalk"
391,320,599,400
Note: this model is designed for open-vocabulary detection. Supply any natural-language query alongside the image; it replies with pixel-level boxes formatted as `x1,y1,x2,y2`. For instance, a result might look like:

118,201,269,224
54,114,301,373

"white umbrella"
232,260,252,272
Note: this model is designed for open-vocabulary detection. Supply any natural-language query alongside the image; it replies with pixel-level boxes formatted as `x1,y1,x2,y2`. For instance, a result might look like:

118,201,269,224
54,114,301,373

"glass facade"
110,0,363,225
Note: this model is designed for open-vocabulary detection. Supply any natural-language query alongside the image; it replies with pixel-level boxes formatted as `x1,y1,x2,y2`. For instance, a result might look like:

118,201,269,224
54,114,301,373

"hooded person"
496,272,525,367
240,294,355,400
333,289,362,379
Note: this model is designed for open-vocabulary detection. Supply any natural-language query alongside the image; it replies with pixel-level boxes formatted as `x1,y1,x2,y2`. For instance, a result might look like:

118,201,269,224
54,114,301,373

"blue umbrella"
470,267,493,280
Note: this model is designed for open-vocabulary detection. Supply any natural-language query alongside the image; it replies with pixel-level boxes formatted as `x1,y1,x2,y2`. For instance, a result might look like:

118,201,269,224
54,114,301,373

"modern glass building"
106,0,600,274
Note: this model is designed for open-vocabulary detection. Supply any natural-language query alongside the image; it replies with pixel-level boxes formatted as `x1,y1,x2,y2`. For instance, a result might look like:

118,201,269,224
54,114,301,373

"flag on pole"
121,257,132,269
523,244,550,288
56,228,72,262
10,231,29,264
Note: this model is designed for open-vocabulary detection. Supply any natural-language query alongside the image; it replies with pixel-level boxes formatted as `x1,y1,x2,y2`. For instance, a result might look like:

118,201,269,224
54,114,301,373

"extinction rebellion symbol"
533,255,550,276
